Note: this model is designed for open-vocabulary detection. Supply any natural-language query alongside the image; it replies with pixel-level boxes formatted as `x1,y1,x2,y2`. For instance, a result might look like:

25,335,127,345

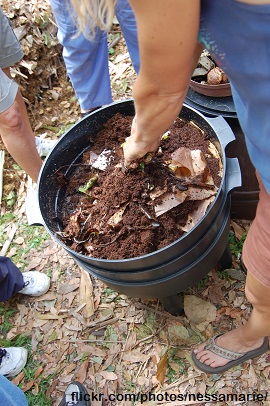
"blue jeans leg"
50,0,112,111
0,375,28,406
0,256,23,302
116,0,140,74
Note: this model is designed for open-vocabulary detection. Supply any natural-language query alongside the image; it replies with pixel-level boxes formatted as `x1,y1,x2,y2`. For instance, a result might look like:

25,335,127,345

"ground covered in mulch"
1,1,270,406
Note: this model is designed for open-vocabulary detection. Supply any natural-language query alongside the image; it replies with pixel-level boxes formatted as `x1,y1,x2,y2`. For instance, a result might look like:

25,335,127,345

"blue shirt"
199,0,270,194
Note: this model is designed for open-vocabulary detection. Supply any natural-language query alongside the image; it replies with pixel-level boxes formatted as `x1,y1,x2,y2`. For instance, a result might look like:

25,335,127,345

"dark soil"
57,113,222,260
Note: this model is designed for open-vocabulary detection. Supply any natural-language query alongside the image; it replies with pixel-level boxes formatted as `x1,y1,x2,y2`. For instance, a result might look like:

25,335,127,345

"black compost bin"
37,100,241,312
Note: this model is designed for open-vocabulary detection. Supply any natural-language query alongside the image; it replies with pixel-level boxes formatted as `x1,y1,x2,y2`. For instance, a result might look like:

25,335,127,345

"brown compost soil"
57,113,222,260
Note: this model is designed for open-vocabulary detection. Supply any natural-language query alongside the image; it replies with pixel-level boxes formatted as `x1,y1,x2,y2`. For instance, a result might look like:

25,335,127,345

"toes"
196,351,211,363
194,349,227,367
194,343,206,354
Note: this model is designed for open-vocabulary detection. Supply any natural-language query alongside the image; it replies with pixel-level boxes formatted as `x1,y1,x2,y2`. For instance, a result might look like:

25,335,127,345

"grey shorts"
0,6,24,113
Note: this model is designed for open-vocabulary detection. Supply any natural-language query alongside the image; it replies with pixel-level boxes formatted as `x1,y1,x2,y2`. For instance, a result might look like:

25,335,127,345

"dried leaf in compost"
107,203,128,227
187,186,216,201
179,197,214,232
154,190,187,217
170,147,194,177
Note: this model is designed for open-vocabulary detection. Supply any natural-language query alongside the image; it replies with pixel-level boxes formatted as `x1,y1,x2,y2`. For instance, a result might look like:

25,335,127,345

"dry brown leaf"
75,360,89,383
107,204,128,226
22,379,35,392
31,333,39,352
11,371,25,386
79,269,94,318
231,220,246,240
63,363,77,375
229,308,242,320
123,331,137,351
34,366,44,378
242,367,258,389
25,258,42,271
13,236,24,244
79,344,106,357
58,283,79,295
122,351,149,363
167,323,190,344
35,292,57,302
137,376,148,386
99,371,118,381
184,295,216,326
34,311,62,320
156,351,168,385
208,285,224,304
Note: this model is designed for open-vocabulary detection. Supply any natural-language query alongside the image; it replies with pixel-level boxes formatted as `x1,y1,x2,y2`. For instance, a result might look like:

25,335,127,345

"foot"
81,106,102,118
59,381,91,406
19,271,50,296
193,329,265,370
35,136,58,157
0,347,28,377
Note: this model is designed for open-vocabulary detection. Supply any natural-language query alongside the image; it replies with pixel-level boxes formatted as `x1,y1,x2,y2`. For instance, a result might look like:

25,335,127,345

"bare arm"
0,68,42,182
123,0,201,165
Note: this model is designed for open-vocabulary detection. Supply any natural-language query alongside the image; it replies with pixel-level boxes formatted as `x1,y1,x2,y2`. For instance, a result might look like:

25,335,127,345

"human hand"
123,116,161,167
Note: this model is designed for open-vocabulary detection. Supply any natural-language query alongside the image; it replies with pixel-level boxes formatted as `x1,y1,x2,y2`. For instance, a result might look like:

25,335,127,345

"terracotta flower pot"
190,79,232,98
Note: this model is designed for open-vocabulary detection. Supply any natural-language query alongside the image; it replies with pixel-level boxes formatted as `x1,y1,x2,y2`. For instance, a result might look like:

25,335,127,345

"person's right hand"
123,116,162,167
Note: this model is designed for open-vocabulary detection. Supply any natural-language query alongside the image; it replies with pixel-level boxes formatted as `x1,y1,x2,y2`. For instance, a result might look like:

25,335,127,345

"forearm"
133,76,188,142
123,0,201,165
132,40,203,143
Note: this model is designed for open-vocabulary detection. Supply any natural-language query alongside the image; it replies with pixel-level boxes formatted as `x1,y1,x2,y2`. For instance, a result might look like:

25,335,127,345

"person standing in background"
0,5,56,183
50,0,140,118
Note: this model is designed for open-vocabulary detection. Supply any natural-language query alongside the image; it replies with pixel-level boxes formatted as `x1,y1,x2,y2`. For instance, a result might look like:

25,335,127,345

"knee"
0,101,23,135
245,283,270,316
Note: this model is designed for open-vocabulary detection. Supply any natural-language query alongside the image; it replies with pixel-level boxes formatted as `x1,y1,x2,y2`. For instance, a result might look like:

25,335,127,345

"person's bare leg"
0,68,42,182
193,272,270,369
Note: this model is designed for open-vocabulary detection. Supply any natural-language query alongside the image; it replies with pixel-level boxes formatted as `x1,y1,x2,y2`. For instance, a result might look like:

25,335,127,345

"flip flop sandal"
192,334,269,374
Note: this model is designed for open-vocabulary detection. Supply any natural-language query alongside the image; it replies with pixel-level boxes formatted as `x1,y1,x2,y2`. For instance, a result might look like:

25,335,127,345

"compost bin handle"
206,116,235,149
226,157,242,193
